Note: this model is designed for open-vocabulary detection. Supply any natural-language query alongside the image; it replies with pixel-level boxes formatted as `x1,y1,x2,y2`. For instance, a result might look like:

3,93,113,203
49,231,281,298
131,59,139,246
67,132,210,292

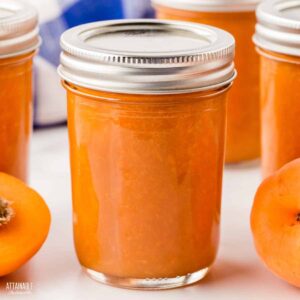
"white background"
0,127,299,299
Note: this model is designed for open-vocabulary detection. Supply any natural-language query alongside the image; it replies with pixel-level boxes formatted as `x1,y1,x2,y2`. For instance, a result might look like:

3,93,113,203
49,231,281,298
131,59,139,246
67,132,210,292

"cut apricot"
0,173,51,276
251,159,300,287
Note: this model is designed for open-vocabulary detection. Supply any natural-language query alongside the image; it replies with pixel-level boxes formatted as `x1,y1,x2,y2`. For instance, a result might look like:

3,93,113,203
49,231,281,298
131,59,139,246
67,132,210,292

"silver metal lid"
59,19,236,95
152,0,261,12
254,0,300,57
0,0,40,58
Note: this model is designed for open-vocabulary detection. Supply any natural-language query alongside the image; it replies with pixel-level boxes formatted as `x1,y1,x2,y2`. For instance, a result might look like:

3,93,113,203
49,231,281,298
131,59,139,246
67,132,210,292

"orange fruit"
0,173,51,276
251,158,300,287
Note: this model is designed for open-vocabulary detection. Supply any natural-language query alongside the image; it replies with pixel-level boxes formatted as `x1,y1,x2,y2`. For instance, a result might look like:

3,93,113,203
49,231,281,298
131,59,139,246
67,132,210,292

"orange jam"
59,19,236,289
0,1,40,181
0,53,34,181
66,83,227,280
258,49,300,177
155,4,260,163
254,0,300,177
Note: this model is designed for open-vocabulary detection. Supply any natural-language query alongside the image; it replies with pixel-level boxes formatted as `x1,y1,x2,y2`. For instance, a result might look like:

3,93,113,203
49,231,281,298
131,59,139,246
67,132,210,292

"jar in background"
153,0,261,163
254,0,300,177
59,20,236,289
0,0,40,181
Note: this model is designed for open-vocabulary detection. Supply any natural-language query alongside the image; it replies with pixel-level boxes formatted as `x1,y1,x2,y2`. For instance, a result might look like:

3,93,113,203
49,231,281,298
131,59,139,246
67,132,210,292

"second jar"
254,0,300,177
154,0,261,163
0,1,40,181
59,20,236,289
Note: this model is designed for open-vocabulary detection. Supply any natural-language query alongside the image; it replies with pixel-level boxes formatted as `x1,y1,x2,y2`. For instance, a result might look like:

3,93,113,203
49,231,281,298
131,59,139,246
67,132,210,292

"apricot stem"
297,213,300,223
0,197,14,226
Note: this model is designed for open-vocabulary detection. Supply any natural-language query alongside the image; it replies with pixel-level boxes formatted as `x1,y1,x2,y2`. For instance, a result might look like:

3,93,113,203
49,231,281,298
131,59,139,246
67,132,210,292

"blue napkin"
27,0,153,127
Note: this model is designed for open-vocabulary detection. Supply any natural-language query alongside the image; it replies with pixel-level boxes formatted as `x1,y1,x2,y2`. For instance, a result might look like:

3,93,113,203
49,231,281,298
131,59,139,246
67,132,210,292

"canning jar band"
0,38,41,59
58,66,237,97
0,49,37,64
62,80,234,104
256,47,300,65
59,19,236,94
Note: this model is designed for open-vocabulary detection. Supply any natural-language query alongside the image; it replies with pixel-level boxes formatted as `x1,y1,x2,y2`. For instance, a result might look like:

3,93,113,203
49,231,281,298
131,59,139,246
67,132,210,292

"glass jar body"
0,53,34,181
65,83,229,289
155,5,260,163
258,48,300,177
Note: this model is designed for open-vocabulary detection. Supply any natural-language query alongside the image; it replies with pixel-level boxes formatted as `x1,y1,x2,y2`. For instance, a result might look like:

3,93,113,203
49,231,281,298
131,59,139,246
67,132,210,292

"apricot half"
0,173,51,276
251,159,300,288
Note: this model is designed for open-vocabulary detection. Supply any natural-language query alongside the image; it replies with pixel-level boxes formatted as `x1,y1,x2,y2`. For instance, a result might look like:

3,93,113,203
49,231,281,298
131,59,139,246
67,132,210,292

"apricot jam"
59,19,236,289
254,0,300,177
153,0,261,163
0,1,40,181
0,54,34,180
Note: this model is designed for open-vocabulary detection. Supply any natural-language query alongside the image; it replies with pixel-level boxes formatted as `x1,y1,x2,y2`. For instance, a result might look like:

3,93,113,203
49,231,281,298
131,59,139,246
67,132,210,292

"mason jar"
153,0,261,163
0,0,40,181
254,0,300,177
59,19,236,289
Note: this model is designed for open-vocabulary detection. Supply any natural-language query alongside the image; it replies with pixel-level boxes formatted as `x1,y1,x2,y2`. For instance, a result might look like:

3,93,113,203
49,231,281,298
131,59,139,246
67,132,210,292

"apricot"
251,159,300,287
0,173,51,276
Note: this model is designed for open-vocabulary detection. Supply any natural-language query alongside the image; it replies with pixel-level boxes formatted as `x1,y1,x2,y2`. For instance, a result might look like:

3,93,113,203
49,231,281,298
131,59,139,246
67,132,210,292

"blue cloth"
31,0,153,126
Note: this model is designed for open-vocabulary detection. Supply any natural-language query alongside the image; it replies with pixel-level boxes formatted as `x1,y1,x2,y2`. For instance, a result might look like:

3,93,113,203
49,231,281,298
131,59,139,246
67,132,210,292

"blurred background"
23,0,154,127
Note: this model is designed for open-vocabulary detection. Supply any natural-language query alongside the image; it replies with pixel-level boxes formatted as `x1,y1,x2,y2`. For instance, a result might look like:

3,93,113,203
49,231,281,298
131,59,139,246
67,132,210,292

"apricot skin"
0,173,51,277
251,159,300,288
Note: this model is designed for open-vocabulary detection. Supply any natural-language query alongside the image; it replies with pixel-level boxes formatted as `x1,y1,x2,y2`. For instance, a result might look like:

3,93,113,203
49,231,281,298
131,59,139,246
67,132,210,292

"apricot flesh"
251,159,300,288
0,173,51,276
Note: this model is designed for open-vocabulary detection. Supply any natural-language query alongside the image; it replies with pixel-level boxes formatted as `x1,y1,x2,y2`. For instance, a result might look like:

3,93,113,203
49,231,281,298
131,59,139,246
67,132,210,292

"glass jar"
0,1,40,181
59,19,236,289
153,0,261,163
254,0,300,177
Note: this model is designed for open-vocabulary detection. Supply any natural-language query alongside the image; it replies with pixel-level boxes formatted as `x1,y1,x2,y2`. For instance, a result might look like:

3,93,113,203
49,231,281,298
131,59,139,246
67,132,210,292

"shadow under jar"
59,19,236,290
0,0,40,181
153,0,261,163
254,0,300,178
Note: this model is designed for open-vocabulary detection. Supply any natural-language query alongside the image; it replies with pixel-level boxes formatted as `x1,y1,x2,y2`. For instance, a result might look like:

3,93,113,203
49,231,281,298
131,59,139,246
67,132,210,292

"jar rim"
255,47,300,65
152,0,261,12
62,79,234,100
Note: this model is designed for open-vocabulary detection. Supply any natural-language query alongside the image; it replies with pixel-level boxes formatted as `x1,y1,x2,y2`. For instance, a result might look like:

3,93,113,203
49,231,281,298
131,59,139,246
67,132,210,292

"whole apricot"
251,159,300,287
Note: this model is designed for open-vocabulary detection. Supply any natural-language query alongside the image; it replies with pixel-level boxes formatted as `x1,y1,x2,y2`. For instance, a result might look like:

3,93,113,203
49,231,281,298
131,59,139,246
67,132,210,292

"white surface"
0,126,299,299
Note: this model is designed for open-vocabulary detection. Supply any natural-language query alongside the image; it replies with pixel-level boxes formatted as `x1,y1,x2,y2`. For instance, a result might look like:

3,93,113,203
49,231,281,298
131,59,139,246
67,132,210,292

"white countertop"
0,127,299,299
